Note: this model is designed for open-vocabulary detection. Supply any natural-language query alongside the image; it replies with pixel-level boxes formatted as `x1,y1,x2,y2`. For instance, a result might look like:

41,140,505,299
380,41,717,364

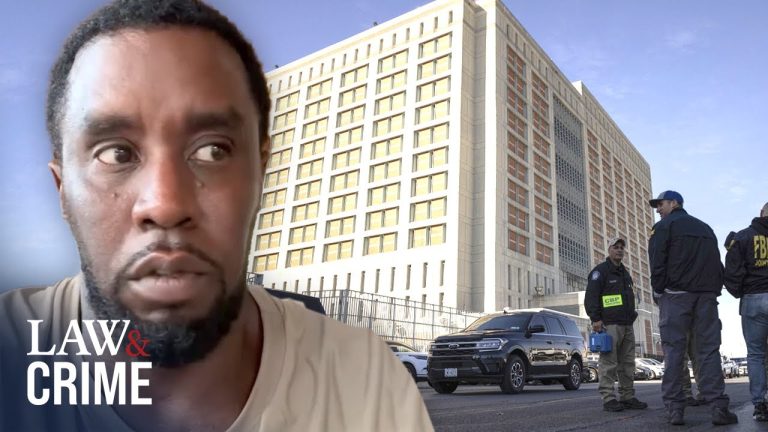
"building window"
287,247,314,267
368,183,400,206
508,179,528,208
307,79,332,99
256,231,281,251
333,148,361,170
261,189,287,209
328,193,357,214
411,197,447,221
375,92,406,115
302,118,328,139
330,170,359,192
414,123,449,148
508,230,529,255
335,126,364,148
294,179,322,200
415,99,449,124
507,132,527,161
373,113,404,136
418,55,450,79
371,136,403,159
305,98,331,118
259,210,284,229
253,253,278,272
324,240,353,262
337,105,365,127
366,207,399,229
370,159,402,182
299,138,325,159
507,110,527,138
365,232,397,255
535,197,552,222
417,77,450,101
412,171,447,196
292,201,319,222
264,168,289,189
535,219,553,243
378,50,408,73
339,85,367,107
271,129,295,149
377,71,407,94
341,65,368,87
534,174,551,199
413,147,447,171
326,216,355,237
508,205,528,231
273,110,297,131
410,224,446,248
289,224,316,244
267,149,292,170
275,91,299,112
533,153,550,178
507,156,527,182
420,33,452,58
296,158,323,179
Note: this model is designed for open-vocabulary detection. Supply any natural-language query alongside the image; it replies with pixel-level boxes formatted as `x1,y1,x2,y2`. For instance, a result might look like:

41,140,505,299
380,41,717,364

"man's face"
608,242,625,263
50,28,267,365
655,200,676,219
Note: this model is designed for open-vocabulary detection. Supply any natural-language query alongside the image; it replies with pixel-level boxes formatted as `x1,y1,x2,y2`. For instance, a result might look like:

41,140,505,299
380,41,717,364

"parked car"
427,308,585,394
583,360,599,383
722,356,739,378
635,358,664,380
635,364,652,381
731,357,748,376
386,341,428,381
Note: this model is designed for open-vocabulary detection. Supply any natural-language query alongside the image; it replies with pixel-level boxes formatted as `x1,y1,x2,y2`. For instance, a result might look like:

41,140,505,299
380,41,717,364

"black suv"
427,308,585,394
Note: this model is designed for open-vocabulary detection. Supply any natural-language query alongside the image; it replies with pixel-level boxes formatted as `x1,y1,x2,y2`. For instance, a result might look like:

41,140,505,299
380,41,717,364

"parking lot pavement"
421,377,755,431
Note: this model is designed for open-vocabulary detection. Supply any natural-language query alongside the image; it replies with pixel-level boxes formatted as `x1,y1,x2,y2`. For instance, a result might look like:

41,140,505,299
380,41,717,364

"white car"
635,358,664,380
386,341,428,381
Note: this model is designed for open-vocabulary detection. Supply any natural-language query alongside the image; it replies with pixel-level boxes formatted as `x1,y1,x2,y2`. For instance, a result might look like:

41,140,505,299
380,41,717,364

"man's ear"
259,136,271,174
48,160,68,221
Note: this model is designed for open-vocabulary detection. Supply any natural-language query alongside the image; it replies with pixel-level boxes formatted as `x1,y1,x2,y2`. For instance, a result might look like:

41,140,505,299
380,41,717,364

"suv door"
544,316,569,369
527,314,556,374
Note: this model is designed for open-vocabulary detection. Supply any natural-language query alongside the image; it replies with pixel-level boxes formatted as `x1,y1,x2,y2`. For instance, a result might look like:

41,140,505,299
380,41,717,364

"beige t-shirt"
0,275,434,432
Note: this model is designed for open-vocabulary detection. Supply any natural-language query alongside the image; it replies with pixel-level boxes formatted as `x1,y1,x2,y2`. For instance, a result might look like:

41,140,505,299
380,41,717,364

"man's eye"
95,146,137,165
190,143,230,162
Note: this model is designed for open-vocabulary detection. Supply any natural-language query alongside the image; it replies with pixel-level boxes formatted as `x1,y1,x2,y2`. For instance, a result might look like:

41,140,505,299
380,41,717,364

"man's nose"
131,157,198,230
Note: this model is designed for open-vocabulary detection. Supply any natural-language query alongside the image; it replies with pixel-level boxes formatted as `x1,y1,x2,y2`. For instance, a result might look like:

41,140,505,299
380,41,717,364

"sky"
1,0,765,356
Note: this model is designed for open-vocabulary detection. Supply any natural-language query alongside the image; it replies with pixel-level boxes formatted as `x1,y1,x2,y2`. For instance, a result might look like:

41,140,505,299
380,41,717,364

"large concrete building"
250,0,660,355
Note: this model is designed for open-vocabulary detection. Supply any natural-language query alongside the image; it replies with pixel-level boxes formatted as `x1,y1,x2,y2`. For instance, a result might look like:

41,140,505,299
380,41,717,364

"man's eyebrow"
82,114,139,137
184,107,245,134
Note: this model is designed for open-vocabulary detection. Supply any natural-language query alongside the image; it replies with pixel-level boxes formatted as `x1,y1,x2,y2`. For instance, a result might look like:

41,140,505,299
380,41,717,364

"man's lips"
127,252,214,280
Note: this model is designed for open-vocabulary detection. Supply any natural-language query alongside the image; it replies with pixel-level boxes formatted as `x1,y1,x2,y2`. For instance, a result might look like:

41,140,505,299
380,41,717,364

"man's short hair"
46,0,271,161
762,202,768,218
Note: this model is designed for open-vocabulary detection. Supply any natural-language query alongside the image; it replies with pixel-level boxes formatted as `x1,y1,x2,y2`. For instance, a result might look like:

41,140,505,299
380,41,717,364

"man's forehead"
62,27,256,137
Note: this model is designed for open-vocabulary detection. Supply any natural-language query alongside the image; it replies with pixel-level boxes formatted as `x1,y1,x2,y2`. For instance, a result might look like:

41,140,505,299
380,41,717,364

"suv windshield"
465,314,531,331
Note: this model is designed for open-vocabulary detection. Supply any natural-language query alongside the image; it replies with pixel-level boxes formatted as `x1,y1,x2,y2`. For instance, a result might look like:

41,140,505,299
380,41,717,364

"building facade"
250,0,659,355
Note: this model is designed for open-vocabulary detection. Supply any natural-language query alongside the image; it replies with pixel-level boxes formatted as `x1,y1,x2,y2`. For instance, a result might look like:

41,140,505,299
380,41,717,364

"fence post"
389,297,396,340
411,299,417,348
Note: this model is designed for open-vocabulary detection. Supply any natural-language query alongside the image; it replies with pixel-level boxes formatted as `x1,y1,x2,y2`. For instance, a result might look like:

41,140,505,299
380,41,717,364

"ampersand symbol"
125,329,150,357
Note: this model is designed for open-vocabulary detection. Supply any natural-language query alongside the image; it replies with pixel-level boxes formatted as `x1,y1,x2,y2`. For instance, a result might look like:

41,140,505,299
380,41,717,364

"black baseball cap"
649,190,683,208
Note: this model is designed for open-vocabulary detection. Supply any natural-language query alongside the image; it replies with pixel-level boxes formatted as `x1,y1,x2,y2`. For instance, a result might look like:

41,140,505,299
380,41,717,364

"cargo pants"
598,324,636,403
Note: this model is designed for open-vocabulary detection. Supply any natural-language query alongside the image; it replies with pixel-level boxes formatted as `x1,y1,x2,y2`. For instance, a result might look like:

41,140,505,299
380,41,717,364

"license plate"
444,368,457,377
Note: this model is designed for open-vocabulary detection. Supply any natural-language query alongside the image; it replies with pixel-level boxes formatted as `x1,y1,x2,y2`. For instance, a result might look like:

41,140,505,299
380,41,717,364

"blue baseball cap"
648,190,684,208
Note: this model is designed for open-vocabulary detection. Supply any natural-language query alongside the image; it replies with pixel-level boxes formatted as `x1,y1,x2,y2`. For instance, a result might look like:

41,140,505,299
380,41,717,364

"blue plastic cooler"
589,331,612,353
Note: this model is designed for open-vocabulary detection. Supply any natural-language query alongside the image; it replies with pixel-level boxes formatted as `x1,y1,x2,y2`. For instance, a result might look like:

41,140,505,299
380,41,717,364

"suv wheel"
432,381,458,394
562,359,582,390
587,367,598,383
500,354,526,394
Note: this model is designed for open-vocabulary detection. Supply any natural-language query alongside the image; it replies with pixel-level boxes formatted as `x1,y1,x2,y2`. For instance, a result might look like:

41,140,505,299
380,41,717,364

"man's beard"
80,243,245,368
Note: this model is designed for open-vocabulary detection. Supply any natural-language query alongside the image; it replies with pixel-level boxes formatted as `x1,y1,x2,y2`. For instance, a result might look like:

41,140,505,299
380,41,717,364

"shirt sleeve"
649,223,670,294
584,268,603,322
724,233,746,298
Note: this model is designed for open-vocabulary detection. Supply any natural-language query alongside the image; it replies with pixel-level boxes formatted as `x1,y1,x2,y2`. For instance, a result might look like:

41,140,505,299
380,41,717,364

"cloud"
664,30,697,51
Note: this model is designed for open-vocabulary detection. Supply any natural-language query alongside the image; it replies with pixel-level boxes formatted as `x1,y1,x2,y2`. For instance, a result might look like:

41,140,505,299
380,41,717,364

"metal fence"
305,290,484,352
